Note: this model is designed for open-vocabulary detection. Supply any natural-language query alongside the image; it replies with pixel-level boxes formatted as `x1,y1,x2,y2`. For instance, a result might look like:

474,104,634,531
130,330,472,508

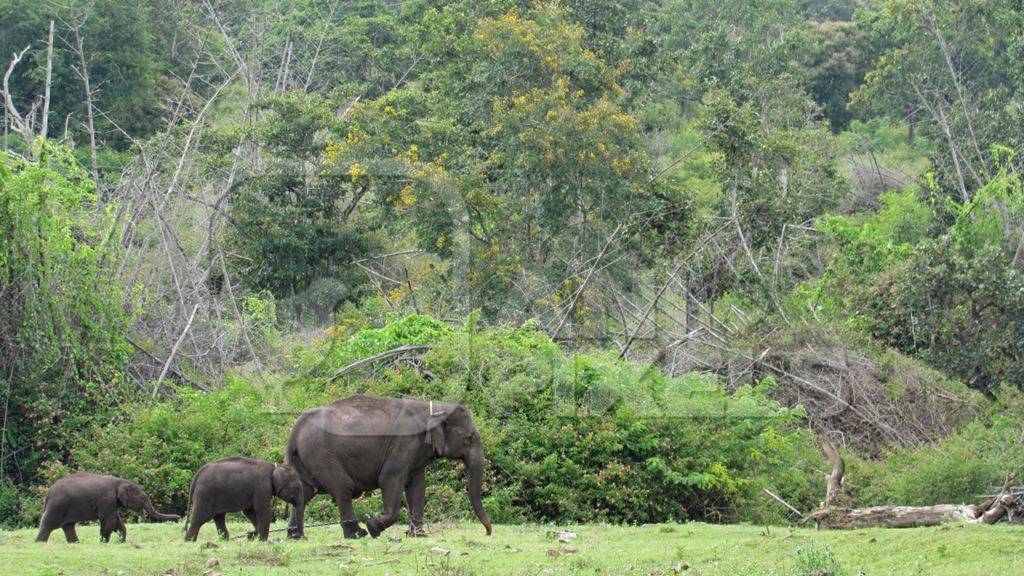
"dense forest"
1,0,1023,529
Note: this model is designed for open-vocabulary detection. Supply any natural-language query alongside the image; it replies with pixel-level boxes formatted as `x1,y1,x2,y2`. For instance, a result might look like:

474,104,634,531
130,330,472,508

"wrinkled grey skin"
35,472,180,543
285,395,492,539
184,457,304,542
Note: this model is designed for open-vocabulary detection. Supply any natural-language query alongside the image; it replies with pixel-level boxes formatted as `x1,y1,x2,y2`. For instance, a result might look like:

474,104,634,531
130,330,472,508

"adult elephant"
285,395,492,539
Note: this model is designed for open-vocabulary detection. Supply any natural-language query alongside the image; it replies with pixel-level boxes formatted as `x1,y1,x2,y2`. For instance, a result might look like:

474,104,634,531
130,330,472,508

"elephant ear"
115,482,134,507
425,402,447,455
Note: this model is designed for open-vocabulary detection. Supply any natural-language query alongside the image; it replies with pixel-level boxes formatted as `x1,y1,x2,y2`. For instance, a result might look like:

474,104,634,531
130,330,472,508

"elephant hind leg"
184,509,211,542
214,514,230,540
62,523,79,543
34,509,61,542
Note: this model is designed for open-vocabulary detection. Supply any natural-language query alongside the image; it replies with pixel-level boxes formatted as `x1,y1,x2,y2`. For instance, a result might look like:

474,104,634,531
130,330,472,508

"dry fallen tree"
808,438,1019,529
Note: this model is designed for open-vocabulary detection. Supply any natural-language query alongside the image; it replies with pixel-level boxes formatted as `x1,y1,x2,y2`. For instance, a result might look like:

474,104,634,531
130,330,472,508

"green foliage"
0,145,133,484
335,2,691,319
66,315,820,525
794,543,848,576
0,479,39,529
226,93,376,302
812,168,1024,395
847,390,1024,507
0,0,209,161
853,0,1024,199
345,313,453,358
803,20,872,131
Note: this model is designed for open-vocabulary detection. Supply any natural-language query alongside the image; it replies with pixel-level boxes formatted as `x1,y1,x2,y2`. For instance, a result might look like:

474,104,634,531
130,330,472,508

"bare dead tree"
58,4,100,181
2,47,37,156
41,20,54,140
0,21,56,159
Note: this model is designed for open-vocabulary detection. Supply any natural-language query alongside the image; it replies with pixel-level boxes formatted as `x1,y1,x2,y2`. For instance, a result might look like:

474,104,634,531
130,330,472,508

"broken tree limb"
820,438,848,509
808,438,1018,529
763,489,804,518
975,475,1017,525
324,344,432,385
155,303,200,394
2,46,34,153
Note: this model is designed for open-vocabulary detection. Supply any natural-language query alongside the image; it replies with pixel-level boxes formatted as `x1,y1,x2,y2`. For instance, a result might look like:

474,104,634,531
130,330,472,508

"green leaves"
0,145,132,484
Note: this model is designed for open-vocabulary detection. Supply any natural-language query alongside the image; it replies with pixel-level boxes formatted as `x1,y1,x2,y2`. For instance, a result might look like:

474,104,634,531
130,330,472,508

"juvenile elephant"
184,457,304,542
35,472,180,543
286,395,492,539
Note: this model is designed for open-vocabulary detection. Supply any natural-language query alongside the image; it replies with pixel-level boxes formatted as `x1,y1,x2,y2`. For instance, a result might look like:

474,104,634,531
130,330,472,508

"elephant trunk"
465,449,492,536
141,496,180,522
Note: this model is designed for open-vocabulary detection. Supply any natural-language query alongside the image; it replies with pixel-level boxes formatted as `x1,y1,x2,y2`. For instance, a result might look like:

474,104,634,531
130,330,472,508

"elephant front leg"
114,515,127,542
99,514,121,543
248,504,272,542
405,468,428,537
62,523,79,543
243,509,260,540
288,483,316,539
365,477,404,538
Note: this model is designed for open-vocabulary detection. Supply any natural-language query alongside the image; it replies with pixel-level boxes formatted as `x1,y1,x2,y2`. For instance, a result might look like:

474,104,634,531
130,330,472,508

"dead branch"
552,222,623,339
763,488,805,518
155,303,199,394
40,21,53,139
820,437,847,509
2,46,35,153
323,344,433,385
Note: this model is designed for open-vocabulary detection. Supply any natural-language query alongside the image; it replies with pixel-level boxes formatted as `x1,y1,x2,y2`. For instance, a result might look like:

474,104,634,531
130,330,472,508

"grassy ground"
2,520,1023,575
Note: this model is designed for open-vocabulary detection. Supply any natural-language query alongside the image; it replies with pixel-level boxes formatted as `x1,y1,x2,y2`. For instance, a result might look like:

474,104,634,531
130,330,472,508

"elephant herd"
34,395,492,543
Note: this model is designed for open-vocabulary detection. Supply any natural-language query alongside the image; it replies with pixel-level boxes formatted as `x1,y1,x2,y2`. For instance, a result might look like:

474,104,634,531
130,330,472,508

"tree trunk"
812,504,981,529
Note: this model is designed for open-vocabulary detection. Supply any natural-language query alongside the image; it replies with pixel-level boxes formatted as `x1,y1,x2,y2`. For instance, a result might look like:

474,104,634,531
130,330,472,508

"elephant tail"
285,426,311,482
183,473,197,535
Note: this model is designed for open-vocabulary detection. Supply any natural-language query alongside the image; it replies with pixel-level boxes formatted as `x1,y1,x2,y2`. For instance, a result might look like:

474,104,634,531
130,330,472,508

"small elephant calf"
184,457,305,542
36,472,180,543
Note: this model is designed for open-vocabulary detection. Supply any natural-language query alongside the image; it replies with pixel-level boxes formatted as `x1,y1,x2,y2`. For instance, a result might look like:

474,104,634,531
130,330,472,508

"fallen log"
810,504,982,529
808,438,1017,529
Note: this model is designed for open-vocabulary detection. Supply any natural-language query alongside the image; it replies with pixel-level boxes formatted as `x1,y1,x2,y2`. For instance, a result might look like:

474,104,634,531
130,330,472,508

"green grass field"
2,520,1022,575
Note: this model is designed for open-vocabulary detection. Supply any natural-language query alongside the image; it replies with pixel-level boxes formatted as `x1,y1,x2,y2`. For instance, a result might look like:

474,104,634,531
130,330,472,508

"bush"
810,170,1024,397
845,390,1024,507
0,479,42,529
794,543,848,576
0,145,133,486
62,315,822,526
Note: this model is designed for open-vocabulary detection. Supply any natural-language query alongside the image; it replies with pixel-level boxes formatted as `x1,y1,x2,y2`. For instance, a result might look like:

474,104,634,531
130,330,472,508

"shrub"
845,390,1024,507
0,145,133,486
65,315,822,525
794,543,848,576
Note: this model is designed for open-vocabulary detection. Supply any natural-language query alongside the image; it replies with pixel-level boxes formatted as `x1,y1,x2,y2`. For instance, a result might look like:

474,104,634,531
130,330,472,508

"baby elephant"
184,457,305,542
36,472,180,543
